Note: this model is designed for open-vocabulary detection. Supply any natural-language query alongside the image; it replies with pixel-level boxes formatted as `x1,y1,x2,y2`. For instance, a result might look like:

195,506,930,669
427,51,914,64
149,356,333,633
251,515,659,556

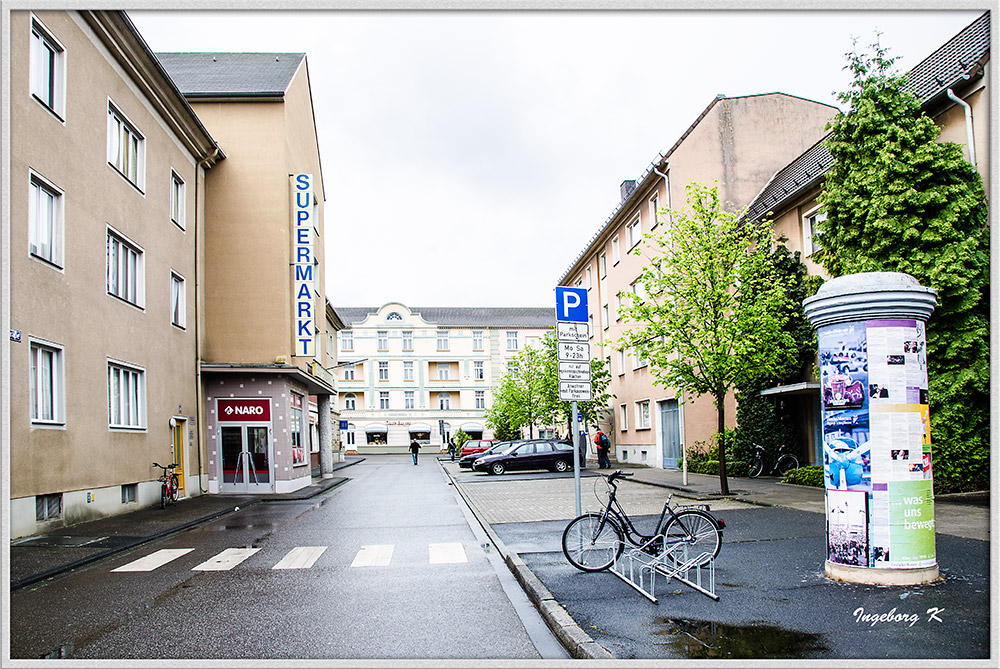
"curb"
441,463,614,660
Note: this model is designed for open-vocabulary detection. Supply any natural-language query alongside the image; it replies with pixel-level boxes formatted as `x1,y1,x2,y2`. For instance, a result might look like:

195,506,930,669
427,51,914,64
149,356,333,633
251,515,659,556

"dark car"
459,439,496,458
472,439,585,475
458,441,518,469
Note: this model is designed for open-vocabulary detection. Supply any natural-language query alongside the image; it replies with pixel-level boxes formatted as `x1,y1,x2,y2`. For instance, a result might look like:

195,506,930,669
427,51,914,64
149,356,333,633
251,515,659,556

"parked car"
472,439,584,475
458,441,517,469
459,439,495,458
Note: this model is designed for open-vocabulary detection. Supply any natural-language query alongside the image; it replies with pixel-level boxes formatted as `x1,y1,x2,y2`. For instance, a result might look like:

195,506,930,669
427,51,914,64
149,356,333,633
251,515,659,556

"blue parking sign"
555,287,588,323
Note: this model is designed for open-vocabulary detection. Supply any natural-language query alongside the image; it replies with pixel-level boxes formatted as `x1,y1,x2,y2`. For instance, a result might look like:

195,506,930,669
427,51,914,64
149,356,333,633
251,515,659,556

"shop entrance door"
219,425,273,493
172,420,186,494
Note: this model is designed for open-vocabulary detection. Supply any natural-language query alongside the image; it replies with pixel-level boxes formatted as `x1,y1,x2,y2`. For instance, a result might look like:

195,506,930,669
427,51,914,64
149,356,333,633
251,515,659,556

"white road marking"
192,547,261,571
429,542,468,564
111,548,195,572
272,546,327,570
351,544,394,567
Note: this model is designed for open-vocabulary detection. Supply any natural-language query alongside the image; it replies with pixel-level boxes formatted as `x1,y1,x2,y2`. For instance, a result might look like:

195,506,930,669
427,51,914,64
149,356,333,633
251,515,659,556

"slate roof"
155,52,305,98
743,11,990,224
335,307,556,328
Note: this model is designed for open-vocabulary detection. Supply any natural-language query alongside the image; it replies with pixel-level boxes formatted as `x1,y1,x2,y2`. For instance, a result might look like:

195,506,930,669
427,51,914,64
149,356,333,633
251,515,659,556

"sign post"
555,287,591,516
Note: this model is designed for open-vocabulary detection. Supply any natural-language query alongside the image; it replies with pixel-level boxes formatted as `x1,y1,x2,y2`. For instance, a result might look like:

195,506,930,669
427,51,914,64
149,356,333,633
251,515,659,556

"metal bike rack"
609,538,719,604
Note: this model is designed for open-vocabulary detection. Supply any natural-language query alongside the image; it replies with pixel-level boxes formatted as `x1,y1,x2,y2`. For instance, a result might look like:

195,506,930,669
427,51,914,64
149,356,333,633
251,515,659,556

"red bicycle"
153,462,179,508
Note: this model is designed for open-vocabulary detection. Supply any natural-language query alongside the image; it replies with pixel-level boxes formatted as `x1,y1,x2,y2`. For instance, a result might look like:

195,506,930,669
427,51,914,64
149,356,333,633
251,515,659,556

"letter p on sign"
555,287,588,323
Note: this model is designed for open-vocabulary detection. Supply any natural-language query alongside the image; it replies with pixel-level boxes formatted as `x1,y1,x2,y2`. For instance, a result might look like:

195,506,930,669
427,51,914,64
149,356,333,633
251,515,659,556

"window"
588,314,594,337
475,390,485,410
472,330,483,350
29,340,64,425
633,346,648,370
599,253,607,279
437,363,450,381
168,172,185,230
108,360,145,429
403,361,414,381
121,483,137,504
28,172,63,267
636,400,651,429
386,312,402,321
30,17,64,117
107,229,144,308
35,493,62,521
620,404,628,431
617,349,625,376
379,391,389,410
404,390,415,409
614,292,622,321
343,393,356,411
439,392,451,410
343,364,356,381
291,393,305,465
378,361,389,381
803,208,826,256
170,272,185,328
649,193,659,228
586,267,592,290
627,215,642,249
602,304,609,329
473,361,484,380
107,102,144,189
341,330,354,350
506,331,518,351
402,330,413,350
437,330,449,350
377,330,389,350
612,236,620,264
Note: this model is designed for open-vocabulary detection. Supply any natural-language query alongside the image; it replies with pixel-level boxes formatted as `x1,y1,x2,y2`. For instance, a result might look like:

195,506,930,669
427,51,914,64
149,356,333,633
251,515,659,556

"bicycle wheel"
663,509,721,567
776,454,799,476
169,474,180,503
562,513,624,572
748,456,764,478
160,482,167,509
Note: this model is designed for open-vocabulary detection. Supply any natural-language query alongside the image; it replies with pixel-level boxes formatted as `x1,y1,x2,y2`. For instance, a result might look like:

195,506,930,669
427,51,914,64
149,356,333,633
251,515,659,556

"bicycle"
747,443,800,478
153,462,179,508
561,470,724,572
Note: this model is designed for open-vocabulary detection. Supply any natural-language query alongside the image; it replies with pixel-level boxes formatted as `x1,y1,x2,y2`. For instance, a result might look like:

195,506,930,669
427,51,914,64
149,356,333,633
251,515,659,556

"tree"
484,345,553,439
817,38,989,492
616,182,798,494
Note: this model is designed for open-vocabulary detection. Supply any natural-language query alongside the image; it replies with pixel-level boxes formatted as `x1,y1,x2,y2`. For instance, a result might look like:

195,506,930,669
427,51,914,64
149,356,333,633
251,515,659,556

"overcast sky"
129,8,983,310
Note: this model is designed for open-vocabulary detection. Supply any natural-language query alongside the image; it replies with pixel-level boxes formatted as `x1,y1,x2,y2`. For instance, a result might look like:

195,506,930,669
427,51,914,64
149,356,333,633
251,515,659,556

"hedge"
782,466,824,488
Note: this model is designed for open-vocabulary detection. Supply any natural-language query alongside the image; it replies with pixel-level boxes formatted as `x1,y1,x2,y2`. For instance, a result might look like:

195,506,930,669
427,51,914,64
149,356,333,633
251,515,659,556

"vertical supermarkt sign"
292,174,317,359
555,288,592,401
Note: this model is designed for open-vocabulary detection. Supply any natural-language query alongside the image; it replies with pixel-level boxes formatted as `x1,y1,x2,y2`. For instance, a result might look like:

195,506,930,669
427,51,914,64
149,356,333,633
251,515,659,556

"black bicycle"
561,470,724,572
747,443,799,478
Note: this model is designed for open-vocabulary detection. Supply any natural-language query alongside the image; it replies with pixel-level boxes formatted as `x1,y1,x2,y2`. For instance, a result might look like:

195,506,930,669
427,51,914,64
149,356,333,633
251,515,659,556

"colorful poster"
819,323,868,411
888,480,936,567
827,489,869,566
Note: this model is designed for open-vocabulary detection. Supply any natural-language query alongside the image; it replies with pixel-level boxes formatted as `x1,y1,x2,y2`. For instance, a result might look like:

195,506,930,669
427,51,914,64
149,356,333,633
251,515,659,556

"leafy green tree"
484,344,554,439
817,38,989,492
617,182,798,494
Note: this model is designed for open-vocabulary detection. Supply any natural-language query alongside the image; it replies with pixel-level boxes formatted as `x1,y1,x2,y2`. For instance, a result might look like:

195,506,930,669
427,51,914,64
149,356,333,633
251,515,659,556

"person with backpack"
594,430,611,469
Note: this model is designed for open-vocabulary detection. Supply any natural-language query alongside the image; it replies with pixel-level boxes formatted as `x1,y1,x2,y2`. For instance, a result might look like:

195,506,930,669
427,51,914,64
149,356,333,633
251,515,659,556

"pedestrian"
594,430,612,469
448,437,457,461
409,439,421,465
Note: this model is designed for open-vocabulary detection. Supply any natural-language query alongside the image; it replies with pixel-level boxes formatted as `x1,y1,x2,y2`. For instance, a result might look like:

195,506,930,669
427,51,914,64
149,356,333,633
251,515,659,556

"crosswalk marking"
351,544,394,567
192,547,260,571
112,548,195,572
429,542,468,564
272,546,327,570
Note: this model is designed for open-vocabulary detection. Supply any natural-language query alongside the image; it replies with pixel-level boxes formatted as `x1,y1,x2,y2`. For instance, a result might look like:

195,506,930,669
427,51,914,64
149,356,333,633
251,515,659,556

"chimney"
620,180,637,203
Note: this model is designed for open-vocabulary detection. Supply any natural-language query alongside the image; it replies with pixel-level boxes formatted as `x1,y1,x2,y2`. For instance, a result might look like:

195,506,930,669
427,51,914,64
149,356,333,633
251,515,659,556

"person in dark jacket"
409,439,421,465
594,430,612,469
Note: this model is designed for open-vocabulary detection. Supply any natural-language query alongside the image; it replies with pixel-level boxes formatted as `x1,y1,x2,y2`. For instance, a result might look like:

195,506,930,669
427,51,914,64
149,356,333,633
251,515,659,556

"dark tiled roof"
335,307,556,328
743,11,990,223
155,52,305,97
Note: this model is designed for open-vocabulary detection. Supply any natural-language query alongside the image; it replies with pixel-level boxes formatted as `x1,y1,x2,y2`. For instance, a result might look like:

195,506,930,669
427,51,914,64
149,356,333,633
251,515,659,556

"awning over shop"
408,423,431,432
365,423,388,432
461,422,484,432
759,382,821,397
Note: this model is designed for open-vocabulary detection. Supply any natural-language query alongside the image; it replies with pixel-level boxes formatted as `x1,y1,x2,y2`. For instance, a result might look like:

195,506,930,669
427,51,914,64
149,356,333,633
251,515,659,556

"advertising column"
803,272,938,585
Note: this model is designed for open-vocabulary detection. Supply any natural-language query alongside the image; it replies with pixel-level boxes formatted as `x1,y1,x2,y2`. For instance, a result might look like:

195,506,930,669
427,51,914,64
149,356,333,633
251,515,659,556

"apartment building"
741,12,991,465
558,93,837,469
7,11,221,538
334,303,555,453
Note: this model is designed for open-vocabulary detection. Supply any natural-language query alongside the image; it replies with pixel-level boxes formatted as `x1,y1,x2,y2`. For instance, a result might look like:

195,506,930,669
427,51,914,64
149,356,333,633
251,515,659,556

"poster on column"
826,489,869,566
888,480,936,567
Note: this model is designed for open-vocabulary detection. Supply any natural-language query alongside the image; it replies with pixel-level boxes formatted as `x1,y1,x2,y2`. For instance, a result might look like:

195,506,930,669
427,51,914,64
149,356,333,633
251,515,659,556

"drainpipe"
193,148,220,494
946,80,976,168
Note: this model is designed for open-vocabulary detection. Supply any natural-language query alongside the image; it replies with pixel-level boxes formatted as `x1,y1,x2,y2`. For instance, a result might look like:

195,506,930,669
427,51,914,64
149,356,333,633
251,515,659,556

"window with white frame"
29,339,64,425
343,364,356,381
599,252,607,278
803,207,826,256
377,330,389,350
341,330,354,350
404,390,415,409
473,360,484,380
107,102,144,189
170,272,185,328
108,360,145,429
403,360,414,381
586,267,592,289
636,400,651,429
378,361,389,381
649,193,659,228
612,236,620,264
437,363,450,380
617,349,625,376
402,330,413,350
107,229,144,307
343,393,356,410
633,346,648,370
170,172,185,229
29,172,63,267
614,292,622,321
588,314,594,337
379,391,389,410
439,392,451,410
437,330,449,350
475,390,486,409
602,304,609,329
506,331,518,351
627,214,642,249
30,16,65,117
472,330,484,350
620,404,628,431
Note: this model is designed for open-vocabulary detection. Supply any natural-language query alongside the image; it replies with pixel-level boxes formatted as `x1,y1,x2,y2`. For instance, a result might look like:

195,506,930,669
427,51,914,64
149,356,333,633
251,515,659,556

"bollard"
803,272,939,585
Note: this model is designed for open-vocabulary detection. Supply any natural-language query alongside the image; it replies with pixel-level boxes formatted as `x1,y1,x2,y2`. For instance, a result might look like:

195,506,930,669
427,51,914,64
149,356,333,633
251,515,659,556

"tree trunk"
717,389,730,495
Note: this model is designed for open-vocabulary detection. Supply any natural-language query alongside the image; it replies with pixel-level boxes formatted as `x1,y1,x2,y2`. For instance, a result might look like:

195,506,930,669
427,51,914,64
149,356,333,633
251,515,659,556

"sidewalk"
8,457,365,591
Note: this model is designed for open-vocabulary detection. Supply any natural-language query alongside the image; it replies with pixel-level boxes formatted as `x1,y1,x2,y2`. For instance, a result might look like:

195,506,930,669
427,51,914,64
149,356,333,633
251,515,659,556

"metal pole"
572,400,581,516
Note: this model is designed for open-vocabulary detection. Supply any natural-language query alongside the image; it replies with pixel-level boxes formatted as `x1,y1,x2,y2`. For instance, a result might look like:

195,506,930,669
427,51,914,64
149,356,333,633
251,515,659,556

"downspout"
946,78,976,168
194,148,220,493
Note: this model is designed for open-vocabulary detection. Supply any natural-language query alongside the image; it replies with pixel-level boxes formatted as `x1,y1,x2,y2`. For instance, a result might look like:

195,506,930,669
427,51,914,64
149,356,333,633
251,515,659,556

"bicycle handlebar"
608,470,634,482
152,462,177,470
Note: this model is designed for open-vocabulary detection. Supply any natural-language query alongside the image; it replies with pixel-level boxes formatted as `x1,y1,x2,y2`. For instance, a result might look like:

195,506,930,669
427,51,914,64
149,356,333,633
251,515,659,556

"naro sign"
217,399,271,422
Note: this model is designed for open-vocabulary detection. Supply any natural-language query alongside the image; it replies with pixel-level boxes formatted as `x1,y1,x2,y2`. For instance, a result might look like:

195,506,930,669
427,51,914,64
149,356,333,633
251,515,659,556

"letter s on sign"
296,174,310,190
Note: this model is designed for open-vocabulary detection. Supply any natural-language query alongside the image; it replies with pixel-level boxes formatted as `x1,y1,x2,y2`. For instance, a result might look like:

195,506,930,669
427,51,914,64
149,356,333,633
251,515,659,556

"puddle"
655,618,827,659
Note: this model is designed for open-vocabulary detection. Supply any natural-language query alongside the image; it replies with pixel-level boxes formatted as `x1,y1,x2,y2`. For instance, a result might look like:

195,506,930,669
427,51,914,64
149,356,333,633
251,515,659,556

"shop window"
367,431,386,445
291,393,306,465
409,430,430,444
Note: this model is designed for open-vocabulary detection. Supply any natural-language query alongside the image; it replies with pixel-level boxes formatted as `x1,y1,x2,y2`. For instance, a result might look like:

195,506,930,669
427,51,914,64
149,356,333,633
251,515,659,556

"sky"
129,8,984,310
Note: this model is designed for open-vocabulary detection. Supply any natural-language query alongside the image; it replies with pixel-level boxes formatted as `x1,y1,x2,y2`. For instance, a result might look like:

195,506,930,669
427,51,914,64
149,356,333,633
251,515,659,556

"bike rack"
609,538,719,604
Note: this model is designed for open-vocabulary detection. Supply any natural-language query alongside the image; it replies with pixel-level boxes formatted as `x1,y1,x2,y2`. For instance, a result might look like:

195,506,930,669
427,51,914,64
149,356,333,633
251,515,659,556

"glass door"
219,425,274,493
661,399,681,470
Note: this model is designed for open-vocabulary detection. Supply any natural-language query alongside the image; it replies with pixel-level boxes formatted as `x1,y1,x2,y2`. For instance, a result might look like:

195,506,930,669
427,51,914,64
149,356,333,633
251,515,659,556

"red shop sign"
217,398,271,422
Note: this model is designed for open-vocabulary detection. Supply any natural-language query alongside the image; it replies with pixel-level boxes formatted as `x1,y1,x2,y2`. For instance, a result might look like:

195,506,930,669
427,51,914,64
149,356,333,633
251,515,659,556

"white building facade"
335,303,554,453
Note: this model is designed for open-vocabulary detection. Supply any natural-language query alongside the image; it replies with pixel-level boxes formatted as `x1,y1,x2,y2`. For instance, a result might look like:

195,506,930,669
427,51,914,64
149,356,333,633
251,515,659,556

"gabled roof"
155,52,305,98
336,307,555,328
743,11,990,224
